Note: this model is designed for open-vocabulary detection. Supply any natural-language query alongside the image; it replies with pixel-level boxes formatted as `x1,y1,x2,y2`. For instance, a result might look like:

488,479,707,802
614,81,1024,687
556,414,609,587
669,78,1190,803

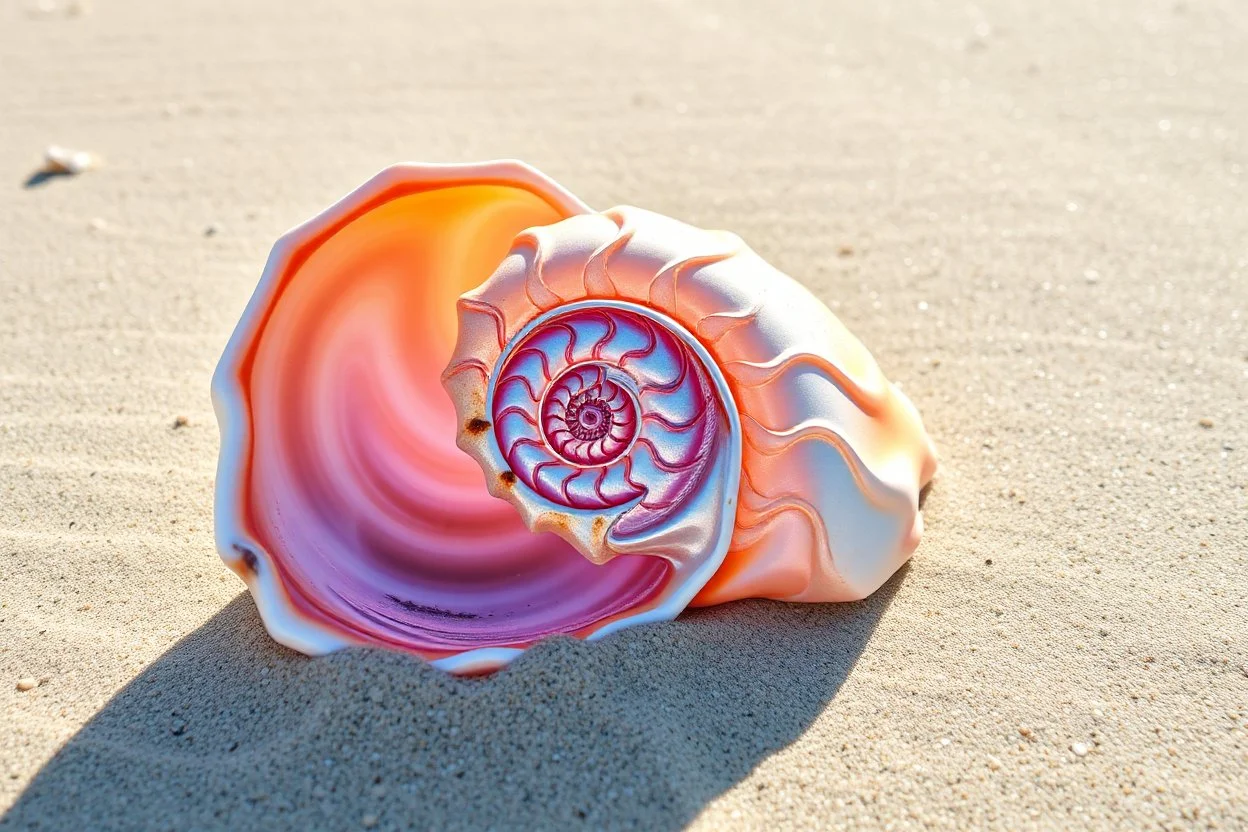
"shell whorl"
444,206,936,607
494,308,719,538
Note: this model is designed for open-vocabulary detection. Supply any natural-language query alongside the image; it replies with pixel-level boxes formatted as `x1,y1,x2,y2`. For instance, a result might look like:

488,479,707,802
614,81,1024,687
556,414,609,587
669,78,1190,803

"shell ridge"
614,317,659,369
515,226,564,308
456,297,508,351
511,345,555,385
634,342,689,394
641,407,704,431
494,403,539,426
582,222,632,297
646,249,737,317
632,435,696,472
440,357,490,384
735,468,833,568
726,349,889,418
496,373,542,403
698,305,762,342
588,309,618,359
740,413,914,515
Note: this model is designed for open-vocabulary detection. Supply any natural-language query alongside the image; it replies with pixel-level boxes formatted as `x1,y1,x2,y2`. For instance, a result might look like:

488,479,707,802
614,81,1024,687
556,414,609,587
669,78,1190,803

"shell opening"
215,166,674,658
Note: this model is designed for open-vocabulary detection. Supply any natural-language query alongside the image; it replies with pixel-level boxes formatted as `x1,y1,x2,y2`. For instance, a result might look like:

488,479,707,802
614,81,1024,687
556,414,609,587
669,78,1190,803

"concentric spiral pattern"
492,308,718,525
540,365,638,467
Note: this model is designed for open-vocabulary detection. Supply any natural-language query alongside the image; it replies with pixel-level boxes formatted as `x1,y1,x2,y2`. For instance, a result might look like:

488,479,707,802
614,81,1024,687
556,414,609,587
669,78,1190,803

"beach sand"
2,0,1245,828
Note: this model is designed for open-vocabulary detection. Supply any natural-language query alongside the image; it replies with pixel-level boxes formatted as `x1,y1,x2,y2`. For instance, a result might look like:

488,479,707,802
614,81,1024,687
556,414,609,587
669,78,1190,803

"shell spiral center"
489,306,719,523
540,364,639,466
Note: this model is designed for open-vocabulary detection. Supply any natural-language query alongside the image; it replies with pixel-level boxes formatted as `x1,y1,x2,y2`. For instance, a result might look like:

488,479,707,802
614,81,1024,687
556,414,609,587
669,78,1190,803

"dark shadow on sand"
2,570,905,831
21,170,75,189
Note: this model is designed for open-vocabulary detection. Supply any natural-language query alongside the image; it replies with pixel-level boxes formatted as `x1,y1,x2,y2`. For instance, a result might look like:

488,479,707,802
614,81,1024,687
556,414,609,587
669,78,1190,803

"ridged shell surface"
444,207,937,609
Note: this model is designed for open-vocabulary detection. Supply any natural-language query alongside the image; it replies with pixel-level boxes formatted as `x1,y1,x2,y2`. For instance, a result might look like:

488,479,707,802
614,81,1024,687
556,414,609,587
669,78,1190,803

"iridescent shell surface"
213,161,937,673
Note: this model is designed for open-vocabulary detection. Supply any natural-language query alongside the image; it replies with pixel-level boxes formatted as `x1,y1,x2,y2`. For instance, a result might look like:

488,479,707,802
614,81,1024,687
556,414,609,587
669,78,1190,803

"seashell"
213,161,937,673
42,145,97,175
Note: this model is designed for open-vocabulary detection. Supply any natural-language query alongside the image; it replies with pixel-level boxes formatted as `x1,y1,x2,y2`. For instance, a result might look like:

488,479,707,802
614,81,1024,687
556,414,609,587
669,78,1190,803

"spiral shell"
445,205,937,611
214,161,936,674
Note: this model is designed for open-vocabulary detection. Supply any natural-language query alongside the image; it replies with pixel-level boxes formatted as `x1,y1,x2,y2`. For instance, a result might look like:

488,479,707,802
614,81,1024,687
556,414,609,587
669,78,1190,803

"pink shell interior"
226,174,672,657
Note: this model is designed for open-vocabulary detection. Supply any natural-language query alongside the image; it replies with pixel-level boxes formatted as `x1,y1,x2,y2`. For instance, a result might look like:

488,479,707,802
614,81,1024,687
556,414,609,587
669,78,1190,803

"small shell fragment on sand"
30,0,91,16
1198,417,1214,428
1071,742,1090,757
43,145,97,175
16,678,37,692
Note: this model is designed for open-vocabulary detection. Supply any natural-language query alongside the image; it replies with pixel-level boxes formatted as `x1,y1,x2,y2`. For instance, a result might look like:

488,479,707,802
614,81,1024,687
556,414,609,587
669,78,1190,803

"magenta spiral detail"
491,307,719,530
540,365,639,467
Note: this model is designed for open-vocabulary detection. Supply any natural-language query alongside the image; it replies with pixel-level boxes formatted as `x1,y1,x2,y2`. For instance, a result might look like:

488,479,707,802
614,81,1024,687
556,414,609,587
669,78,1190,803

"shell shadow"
2,568,905,831
21,169,74,189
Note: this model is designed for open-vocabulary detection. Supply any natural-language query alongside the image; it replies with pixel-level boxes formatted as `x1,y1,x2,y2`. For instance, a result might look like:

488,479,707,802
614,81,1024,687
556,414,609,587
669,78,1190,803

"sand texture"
2,0,1246,829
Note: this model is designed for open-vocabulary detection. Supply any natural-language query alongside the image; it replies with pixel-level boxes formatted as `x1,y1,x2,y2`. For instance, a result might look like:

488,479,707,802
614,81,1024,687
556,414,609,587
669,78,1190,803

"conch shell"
213,161,936,673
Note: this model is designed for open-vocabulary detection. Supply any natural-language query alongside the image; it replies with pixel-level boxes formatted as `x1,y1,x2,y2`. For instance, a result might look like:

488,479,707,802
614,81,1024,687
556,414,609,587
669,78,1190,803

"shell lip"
211,160,596,674
454,298,744,629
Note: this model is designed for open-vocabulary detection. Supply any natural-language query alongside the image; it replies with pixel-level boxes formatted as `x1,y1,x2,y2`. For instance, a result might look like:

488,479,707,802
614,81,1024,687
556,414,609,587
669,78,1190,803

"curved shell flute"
213,161,937,673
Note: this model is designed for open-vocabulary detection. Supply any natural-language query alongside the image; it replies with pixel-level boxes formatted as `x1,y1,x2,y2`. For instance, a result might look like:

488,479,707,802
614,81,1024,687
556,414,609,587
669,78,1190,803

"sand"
1,0,1246,829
